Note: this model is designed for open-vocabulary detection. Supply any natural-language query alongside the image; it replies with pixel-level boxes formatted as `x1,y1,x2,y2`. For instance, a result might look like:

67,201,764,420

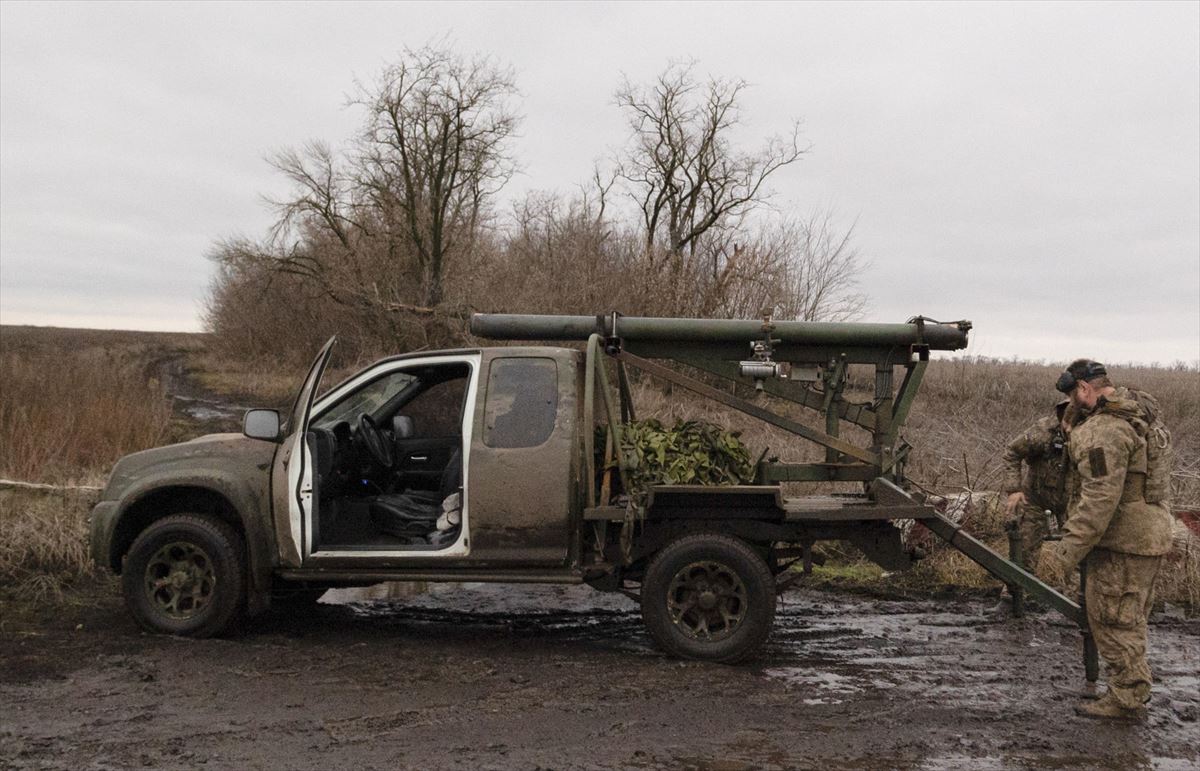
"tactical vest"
1117,389,1174,505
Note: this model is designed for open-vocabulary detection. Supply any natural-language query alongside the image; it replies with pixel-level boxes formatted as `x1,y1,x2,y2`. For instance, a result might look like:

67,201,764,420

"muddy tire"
121,514,245,637
640,533,775,663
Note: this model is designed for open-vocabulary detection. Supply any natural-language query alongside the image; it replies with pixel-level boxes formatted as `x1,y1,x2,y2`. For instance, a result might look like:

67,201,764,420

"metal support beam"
584,333,597,508
873,365,894,457
668,354,877,431
1007,521,1025,618
759,462,878,483
823,357,847,463
617,360,636,423
1080,564,1100,683
615,349,881,466
886,359,927,449
920,512,1084,626
588,335,633,499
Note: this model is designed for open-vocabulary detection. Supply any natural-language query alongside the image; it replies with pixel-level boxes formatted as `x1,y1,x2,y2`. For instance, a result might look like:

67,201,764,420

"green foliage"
599,419,755,500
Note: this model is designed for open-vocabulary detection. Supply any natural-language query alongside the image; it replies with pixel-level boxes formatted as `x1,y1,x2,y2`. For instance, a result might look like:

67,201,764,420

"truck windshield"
312,371,417,429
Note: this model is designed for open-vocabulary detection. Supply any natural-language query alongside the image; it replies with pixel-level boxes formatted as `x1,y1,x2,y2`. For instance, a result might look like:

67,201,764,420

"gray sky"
2,1,1197,364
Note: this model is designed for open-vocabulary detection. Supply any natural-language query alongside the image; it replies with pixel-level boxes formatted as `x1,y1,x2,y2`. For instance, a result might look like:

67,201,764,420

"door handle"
410,455,429,462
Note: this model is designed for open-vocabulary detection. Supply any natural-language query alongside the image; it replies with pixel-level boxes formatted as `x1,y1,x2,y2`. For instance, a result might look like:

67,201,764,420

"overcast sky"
2,1,1197,364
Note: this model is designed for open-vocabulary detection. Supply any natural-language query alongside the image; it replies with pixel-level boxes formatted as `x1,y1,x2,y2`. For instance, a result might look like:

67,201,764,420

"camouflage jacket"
1002,415,1068,514
1057,387,1174,568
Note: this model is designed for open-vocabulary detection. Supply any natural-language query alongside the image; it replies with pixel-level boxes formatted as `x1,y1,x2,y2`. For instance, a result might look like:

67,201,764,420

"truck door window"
402,377,468,438
484,358,558,448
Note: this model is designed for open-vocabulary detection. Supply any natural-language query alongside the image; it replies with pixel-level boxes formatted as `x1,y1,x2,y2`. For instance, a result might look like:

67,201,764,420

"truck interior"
305,362,471,551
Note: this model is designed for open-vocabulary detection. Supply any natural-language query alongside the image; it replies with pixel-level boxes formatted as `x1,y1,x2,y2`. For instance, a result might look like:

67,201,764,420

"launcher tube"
471,313,970,351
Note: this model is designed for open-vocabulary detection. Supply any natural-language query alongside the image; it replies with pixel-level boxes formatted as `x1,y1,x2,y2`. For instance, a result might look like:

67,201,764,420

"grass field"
1,324,1196,608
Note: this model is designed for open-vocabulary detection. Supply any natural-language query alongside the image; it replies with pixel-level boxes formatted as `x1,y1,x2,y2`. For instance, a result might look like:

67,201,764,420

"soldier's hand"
1005,492,1026,518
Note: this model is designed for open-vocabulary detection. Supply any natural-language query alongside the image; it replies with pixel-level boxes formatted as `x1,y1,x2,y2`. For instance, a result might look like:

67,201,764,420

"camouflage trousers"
1085,548,1162,709
1009,501,1054,570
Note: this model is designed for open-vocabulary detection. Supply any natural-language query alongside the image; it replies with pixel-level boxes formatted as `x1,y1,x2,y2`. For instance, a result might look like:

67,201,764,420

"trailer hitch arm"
918,512,1085,627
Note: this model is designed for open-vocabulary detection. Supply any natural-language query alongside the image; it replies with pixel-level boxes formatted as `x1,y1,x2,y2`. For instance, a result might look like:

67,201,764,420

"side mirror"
243,409,282,442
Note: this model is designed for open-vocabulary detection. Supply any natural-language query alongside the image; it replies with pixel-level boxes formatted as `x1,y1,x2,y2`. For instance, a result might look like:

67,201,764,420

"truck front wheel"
640,533,775,663
121,513,245,637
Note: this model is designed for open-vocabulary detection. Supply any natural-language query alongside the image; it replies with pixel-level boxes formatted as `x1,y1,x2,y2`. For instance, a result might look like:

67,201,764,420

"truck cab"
270,344,585,572
90,343,598,640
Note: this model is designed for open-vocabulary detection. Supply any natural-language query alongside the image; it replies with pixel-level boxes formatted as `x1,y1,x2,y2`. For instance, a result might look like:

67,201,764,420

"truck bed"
583,485,932,522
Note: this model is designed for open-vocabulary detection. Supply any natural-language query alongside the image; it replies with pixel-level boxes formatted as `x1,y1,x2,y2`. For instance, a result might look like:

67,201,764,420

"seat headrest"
392,415,415,439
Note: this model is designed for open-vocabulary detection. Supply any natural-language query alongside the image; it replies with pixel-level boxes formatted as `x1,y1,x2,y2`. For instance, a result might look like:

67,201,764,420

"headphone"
1055,360,1107,394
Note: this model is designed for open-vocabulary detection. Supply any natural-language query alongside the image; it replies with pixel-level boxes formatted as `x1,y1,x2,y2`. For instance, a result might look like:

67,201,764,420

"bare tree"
256,43,519,313
262,141,360,303
775,210,867,322
352,45,519,307
724,208,868,319
206,52,868,364
615,62,806,265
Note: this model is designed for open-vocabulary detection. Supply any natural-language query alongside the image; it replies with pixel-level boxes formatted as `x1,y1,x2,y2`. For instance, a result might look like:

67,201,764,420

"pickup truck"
91,313,1086,664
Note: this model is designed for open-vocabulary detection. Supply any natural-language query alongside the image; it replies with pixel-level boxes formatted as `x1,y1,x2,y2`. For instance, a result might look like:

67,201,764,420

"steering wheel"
357,413,394,471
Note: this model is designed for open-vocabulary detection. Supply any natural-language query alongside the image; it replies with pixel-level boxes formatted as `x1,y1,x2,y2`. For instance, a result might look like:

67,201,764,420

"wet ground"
2,582,1197,770
152,353,249,437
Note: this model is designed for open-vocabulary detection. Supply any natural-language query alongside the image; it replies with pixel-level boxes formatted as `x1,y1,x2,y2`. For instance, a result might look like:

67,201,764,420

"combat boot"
1074,692,1146,720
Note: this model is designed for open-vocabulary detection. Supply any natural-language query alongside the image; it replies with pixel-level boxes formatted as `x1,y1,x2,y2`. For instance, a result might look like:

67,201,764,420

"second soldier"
1002,399,1072,572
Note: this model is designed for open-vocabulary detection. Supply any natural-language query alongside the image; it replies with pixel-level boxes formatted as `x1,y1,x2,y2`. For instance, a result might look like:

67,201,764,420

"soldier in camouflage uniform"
1044,360,1174,720
1002,399,1071,571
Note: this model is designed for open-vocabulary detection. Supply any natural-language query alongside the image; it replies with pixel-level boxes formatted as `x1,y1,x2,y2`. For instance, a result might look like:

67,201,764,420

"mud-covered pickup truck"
92,312,1087,664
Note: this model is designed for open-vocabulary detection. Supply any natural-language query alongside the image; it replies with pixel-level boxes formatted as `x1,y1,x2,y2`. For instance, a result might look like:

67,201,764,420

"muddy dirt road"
2,583,1197,770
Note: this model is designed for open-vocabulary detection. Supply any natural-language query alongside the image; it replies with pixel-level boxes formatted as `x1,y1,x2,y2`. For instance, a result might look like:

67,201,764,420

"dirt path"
2,583,1196,770
149,352,251,439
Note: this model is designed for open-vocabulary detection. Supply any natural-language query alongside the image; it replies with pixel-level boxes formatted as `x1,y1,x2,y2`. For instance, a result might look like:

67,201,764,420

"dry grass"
904,358,1200,509
187,348,302,410
0,326,187,594
0,486,100,598
0,326,185,483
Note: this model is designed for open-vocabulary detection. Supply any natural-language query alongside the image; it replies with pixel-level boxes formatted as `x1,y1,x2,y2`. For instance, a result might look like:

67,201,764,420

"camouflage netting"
598,419,755,502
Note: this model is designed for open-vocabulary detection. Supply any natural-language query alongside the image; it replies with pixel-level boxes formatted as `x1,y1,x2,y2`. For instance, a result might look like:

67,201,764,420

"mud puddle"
4,584,1196,770
153,353,248,436
172,393,247,424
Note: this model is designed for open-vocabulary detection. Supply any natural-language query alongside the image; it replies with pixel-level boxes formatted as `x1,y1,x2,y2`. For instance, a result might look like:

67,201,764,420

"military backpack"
1122,389,1174,505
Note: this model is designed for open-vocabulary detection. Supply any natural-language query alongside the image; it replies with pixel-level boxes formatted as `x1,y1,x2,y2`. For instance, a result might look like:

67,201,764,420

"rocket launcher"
473,311,1097,683
475,312,1096,683
471,312,972,485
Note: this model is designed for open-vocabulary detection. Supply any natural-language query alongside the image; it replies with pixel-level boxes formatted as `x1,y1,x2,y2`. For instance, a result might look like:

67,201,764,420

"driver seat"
370,447,462,541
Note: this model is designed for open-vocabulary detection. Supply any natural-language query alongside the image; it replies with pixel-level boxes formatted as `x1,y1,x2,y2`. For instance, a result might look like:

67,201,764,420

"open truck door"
271,337,336,567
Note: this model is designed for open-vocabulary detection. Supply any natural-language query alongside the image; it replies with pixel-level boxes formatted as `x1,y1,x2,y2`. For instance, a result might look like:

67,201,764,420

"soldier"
1043,359,1174,720
1002,399,1072,571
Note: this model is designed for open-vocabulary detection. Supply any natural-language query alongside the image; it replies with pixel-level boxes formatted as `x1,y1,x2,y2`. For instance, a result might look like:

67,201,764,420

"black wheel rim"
666,560,747,641
144,541,216,619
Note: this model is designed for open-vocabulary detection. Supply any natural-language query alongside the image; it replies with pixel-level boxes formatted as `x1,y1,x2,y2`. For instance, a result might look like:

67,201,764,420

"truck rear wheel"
121,513,245,637
640,533,775,663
